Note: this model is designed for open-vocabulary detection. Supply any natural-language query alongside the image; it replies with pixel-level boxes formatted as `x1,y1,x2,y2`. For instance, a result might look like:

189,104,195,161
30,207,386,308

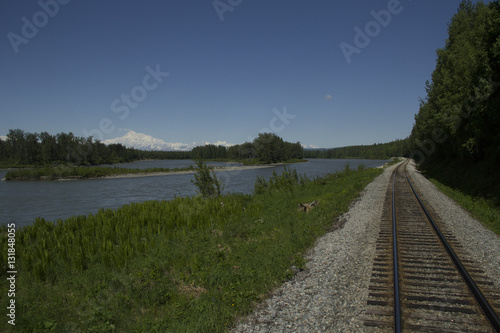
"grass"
4,165,195,181
429,179,500,235
420,158,500,206
386,157,403,166
419,157,500,235
0,165,382,332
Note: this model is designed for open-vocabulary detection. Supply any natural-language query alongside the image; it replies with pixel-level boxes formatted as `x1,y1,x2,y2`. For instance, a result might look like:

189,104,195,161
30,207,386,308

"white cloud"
325,94,333,101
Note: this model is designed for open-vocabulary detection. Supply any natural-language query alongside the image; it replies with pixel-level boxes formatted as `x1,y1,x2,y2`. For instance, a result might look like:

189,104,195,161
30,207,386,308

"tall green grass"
0,166,382,332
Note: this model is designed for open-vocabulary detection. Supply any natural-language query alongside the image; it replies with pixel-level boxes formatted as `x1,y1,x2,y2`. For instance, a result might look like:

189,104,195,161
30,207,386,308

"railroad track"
363,160,500,332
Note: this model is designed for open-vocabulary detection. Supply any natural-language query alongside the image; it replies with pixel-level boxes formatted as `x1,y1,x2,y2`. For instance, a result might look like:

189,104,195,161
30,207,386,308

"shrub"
254,166,305,194
192,160,225,198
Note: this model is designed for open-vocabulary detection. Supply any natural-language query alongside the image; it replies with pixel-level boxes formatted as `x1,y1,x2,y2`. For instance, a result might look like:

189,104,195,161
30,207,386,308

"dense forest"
192,133,304,163
304,138,410,160
0,129,191,167
408,0,500,203
409,0,500,165
0,130,303,167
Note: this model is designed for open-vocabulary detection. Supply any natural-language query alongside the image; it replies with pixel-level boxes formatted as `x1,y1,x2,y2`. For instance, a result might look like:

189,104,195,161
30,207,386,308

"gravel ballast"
232,162,399,332
406,160,500,292
232,160,500,332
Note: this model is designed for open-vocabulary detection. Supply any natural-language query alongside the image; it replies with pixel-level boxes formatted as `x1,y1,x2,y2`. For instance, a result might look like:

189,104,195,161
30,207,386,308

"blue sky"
1,0,466,148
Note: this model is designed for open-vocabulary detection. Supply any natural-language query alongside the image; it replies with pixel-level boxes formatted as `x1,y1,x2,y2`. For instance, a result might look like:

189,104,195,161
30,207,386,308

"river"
0,159,388,228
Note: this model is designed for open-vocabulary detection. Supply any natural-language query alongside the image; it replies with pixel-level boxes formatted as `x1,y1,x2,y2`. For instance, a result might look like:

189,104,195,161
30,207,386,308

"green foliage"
410,1,500,163
406,1,500,235
192,133,304,164
254,166,304,194
304,138,411,159
0,166,382,332
253,133,304,163
192,144,229,160
191,160,225,198
0,129,195,168
430,177,500,235
0,130,305,168
4,165,194,181
421,157,500,208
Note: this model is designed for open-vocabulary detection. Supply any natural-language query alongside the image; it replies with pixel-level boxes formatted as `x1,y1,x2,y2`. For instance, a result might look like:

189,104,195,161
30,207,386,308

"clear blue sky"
1,0,466,148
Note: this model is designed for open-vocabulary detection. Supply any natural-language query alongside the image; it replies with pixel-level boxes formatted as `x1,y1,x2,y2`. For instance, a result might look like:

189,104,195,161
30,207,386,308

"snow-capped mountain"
103,130,233,151
302,144,320,149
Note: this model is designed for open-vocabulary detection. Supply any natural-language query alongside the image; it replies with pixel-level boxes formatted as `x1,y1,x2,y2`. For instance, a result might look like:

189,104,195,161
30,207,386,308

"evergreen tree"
410,1,500,163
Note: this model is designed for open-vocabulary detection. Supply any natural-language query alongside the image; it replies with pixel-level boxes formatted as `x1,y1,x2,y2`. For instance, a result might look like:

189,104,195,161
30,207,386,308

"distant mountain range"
103,130,233,151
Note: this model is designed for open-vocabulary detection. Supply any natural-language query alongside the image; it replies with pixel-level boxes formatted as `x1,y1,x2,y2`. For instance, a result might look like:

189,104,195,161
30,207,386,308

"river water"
0,159,387,228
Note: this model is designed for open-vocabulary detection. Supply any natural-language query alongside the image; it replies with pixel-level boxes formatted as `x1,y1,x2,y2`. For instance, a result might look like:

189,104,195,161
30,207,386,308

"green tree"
254,133,284,163
290,141,304,159
410,0,500,163
7,129,26,163
191,160,224,198
238,142,256,160
39,132,57,164
0,137,8,162
25,132,40,164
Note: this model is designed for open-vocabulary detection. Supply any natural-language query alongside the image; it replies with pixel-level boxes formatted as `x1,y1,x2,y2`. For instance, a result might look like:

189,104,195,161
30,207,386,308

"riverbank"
0,164,381,332
2,166,194,181
2,161,305,181
103,164,284,180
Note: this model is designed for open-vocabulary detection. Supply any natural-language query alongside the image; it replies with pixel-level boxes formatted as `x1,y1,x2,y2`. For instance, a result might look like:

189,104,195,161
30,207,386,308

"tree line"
0,129,190,166
409,0,500,165
192,133,304,163
304,139,411,160
0,130,303,167
0,127,411,167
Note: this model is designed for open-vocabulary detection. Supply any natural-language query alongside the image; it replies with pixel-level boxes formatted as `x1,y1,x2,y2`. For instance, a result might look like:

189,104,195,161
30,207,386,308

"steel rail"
404,162,500,332
392,162,403,333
